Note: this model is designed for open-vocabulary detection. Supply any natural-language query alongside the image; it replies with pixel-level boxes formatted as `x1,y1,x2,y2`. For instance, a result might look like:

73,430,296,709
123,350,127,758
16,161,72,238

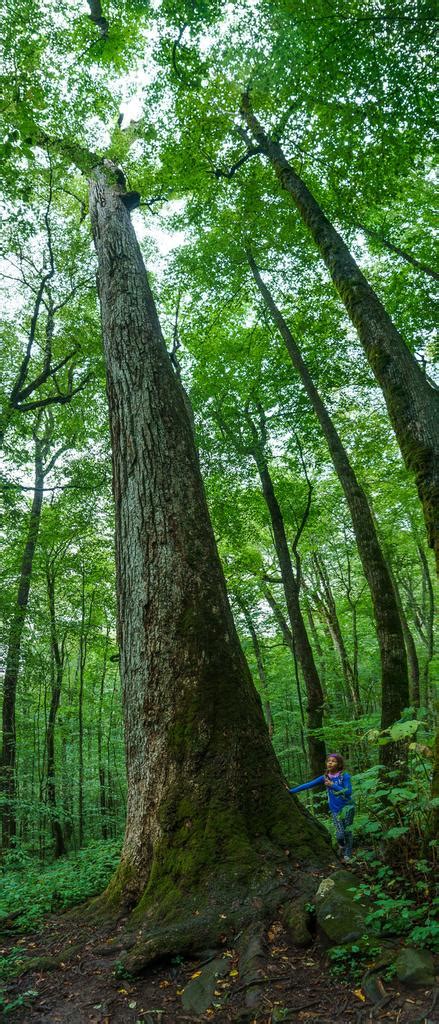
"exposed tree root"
12,941,86,979
119,868,319,974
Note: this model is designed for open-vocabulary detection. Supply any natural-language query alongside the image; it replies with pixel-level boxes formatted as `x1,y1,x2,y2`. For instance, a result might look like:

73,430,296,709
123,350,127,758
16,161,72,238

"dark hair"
325,753,344,773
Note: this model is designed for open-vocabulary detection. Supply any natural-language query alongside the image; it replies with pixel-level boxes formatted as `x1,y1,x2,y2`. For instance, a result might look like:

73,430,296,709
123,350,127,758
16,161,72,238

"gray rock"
394,947,435,988
282,895,314,948
314,869,371,945
181,955,230,1014
236,923,266,1009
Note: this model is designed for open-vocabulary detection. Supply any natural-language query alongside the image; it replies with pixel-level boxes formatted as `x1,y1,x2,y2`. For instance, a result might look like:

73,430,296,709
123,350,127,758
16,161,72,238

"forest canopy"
0,0,438,1017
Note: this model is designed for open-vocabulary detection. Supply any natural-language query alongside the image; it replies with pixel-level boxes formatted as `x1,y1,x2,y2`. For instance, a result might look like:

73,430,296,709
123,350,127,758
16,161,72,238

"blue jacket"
289,773,354,815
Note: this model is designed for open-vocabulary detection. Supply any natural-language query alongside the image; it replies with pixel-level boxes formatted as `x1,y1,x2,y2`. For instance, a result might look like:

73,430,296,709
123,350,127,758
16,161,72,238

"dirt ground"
1,909,437,1024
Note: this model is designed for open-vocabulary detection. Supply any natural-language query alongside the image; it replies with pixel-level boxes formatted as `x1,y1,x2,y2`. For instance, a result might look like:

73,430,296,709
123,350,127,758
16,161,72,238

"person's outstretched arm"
289,775,325,794
329,773,352,798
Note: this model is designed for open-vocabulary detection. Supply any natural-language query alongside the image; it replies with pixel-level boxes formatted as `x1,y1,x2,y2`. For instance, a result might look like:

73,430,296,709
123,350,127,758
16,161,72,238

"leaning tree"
87,164,330,970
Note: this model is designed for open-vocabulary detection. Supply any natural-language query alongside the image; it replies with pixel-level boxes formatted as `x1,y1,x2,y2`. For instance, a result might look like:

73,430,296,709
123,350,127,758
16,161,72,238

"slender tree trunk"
388,567,420,708
236,598,274,737
262,584,310,767
311,553,361,715
78,572,94,849
417,545,435,705
97,627,110,839
251,449,325,776
241,98,439,564
356,222,439,282
88,167,330,968
248,256,409,761
1,436,44,849
301,582,327,693
45,565,67,858
428,723,439,846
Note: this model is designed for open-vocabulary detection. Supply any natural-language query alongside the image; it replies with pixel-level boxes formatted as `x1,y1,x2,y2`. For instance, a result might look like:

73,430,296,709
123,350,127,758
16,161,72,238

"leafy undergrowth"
0,840,122,1015
0,839,121,933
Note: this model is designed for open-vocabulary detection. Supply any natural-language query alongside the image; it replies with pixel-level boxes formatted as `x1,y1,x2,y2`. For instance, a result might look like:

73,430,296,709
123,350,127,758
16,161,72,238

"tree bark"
248,256,409,761
1,436,45,848
241,97,439,565
88,167,330,968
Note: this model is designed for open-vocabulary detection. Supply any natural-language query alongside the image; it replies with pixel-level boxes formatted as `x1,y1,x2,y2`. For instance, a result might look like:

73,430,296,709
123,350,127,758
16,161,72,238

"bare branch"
87,0,109,37
10,162,56,403
357,221,439,282
16,371,92,412
214,146,262,180
14,349,78,404
172,24,189,82
291,433,313,581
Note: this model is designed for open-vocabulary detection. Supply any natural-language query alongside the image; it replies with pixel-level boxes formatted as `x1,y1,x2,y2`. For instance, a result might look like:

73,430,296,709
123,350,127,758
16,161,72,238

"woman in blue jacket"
289,753,355,861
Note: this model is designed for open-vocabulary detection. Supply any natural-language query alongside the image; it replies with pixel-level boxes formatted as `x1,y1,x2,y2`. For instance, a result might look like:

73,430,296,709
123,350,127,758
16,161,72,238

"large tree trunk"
241,98,439,565
248,256,409,762
88,168,330,969
1,436,44,849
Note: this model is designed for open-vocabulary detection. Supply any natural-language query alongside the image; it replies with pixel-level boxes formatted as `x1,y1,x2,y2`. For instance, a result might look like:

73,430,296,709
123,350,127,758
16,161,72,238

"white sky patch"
133,199,186,262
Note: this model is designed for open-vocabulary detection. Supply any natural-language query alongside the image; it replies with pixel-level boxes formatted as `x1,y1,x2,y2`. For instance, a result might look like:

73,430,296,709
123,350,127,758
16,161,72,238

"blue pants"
331,805,355,858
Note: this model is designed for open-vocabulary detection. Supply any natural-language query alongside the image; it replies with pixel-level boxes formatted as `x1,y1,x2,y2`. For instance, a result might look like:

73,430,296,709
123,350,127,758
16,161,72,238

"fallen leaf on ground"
353,989,365,1001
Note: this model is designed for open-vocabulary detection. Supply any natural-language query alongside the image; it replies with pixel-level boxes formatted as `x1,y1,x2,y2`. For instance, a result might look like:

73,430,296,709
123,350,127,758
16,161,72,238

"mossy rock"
394,947,435,988
181,955,231,1013
314,869,371,945
281,895,314,948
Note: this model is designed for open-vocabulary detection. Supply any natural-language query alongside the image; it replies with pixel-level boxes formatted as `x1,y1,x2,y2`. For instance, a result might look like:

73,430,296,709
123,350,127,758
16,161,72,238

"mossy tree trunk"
248,255,409,764
88,168,330,968
241,97,439,567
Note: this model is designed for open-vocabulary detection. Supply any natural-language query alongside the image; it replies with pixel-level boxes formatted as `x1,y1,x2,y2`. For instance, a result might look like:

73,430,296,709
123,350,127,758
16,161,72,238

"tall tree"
247,255,409,757
240,97,439,564
45,551,68,858
88,165,329,968
1,414,64,847
243,408,326,775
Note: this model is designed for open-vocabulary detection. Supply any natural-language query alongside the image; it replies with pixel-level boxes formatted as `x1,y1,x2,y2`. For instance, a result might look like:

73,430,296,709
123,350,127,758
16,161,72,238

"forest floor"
1,904,437,1024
